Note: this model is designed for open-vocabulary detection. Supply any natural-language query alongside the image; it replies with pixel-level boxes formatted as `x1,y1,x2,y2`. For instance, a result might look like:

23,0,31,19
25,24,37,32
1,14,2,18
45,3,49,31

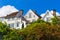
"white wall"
24,9,39,22
1,18,27,29
41,11,54,22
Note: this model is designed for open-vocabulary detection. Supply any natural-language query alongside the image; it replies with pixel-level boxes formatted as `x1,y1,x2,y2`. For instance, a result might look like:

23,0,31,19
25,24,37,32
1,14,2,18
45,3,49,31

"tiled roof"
5,12,18,18
0,10,41,19
0,16,6,18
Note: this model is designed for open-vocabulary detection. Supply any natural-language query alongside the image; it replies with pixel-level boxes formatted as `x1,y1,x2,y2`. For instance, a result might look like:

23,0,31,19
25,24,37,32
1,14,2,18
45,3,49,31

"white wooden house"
0,10,27,29
41,10,57,22
24,9,41,22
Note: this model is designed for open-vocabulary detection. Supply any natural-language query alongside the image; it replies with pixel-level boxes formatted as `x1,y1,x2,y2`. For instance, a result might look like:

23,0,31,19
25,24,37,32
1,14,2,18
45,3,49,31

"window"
29,13,31,18
22,23,24,29
1,18,5,21
8,18,10,21
46,17,50,22
34,15,35,17
16,22,19,27
25,16,27,18
11,18,14,20
10,23,14,28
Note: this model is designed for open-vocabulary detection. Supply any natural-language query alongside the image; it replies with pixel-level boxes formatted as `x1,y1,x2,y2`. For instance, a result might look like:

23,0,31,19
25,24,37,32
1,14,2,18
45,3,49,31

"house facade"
24,9,41,23
41,10,57,22
0,10,27,29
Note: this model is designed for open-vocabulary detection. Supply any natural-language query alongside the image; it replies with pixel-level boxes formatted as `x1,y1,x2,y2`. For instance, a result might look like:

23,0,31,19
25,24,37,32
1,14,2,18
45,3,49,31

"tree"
51,16,60,25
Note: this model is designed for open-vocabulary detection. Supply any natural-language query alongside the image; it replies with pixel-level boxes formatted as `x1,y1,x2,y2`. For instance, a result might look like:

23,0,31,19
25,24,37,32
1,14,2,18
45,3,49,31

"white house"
0,10,27,29
24,9,41,23
41,10,59,22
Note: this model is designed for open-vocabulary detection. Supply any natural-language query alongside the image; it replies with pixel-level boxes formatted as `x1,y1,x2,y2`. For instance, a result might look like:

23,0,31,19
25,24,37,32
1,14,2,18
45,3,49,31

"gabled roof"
0,9,41,19
5,11,29,21
25,9,41,18
5,12,18,18
42,10,54,19
35,12,41,18
32,10,41,18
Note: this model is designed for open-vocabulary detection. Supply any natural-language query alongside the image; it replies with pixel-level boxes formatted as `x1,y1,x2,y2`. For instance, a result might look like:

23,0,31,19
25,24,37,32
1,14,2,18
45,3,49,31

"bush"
0,19,60,40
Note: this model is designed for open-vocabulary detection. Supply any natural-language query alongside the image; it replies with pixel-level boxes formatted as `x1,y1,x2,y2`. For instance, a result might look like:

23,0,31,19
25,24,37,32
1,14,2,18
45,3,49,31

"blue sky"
0,0,60,15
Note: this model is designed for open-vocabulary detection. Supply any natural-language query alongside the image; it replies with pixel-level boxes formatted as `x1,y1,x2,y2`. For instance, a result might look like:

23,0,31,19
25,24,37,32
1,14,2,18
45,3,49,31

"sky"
0,0,60,15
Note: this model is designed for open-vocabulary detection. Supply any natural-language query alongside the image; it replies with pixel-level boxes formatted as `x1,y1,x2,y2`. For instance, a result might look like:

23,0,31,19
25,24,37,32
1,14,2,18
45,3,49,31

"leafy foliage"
51,16,60,25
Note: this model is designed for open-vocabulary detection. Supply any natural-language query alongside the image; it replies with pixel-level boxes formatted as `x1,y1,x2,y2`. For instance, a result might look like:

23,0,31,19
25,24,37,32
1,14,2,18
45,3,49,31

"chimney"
19,9,24,16
16,9,24,18
53,9,56,16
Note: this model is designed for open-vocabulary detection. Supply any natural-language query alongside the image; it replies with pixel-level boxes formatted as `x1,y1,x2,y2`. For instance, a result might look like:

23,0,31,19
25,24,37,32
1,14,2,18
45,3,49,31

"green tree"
51,16,60,25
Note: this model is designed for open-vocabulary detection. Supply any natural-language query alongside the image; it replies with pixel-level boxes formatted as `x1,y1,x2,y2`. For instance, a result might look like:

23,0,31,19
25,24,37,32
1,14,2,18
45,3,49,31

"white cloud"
40,10,60,17
0,5,19,17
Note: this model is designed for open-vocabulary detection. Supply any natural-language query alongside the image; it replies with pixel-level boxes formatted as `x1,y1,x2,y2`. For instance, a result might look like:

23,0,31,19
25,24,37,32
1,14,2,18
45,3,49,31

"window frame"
29,13,31,18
